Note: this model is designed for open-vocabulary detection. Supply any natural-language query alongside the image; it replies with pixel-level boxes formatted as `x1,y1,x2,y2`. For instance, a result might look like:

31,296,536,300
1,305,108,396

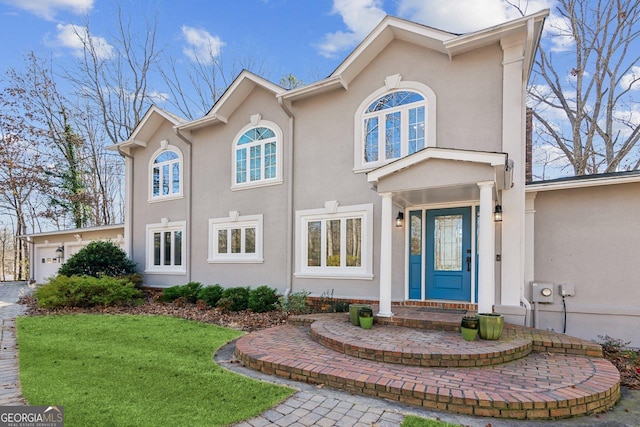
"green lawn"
402,415,464,426
17,315,294,426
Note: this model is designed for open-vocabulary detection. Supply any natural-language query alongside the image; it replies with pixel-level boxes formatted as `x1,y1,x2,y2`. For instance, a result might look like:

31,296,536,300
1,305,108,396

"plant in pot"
358,307,374,329
460,316,479,341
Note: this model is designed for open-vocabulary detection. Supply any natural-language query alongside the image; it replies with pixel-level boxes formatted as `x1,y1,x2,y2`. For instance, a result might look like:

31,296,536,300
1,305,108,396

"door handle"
466,256,471,272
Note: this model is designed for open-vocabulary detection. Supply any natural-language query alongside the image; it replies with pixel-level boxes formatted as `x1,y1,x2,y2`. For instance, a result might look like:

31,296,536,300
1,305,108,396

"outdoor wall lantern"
494,205,503,222
55,246,64,262
395,211,404,227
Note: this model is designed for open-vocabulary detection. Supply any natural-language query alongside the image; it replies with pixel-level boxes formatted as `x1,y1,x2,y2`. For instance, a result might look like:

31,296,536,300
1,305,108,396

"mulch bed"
17,292,640,390
18,292,288,333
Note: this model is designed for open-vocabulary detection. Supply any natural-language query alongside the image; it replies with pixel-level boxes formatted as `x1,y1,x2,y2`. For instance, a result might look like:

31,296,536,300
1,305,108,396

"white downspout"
174,127,193,282
116,146,134,258
278,96,294,297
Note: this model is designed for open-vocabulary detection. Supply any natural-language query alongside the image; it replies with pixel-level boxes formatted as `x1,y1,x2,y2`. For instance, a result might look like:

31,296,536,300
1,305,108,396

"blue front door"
425,207,472,301
408,210,423,299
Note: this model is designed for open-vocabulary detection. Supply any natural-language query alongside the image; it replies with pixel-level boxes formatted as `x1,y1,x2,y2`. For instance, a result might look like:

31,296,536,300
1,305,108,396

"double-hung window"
296,203,373,279
146,220,186,274
208,214,263,263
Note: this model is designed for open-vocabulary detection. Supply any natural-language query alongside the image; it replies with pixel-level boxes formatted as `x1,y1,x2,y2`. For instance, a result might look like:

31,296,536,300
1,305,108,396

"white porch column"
500,34,527,307
477,181,495,313
378,192,393,317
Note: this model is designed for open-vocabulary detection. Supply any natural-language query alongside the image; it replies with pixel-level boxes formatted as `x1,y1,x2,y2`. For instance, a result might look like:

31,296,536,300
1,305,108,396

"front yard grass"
16,314,294,426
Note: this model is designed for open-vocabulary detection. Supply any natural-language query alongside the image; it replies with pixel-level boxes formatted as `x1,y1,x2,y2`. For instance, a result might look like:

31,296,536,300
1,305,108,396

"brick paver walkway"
311,318,532,367
236,314,621,421
0,282,30,406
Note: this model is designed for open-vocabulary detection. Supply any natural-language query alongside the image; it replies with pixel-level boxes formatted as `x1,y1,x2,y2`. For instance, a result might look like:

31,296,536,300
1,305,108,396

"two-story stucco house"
109,11,640,347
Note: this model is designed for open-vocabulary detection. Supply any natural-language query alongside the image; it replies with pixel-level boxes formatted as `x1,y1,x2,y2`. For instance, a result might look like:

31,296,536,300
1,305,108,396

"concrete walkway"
1,282,638,426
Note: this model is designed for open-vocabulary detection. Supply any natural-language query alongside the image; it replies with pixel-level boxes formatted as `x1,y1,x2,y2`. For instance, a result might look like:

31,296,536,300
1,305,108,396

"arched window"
363,90,426,164
233,121,282,189
354,79,436,172
150,148,182,200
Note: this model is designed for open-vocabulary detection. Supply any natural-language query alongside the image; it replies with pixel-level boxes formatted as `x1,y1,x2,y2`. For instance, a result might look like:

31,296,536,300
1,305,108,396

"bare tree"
160,41,269,120
64,6,161,145
528,0,640,176
0,103,47,279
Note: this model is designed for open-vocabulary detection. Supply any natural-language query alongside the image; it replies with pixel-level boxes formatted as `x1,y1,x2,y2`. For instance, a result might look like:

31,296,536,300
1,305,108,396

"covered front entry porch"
367,147,512,317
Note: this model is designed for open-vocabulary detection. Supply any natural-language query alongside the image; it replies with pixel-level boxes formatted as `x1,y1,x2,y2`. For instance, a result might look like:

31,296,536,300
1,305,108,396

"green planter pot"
461,326,478,341
460,316,479,329
349,304,371,326
477,313,504,340
359,316,374,329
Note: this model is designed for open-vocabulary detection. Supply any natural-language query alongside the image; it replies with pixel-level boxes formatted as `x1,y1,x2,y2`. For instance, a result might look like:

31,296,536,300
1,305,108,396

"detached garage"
24,224,125,284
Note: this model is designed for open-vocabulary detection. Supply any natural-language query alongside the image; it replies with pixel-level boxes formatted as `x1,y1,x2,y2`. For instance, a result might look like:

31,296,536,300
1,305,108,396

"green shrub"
197,284,224,307
248,286,278,313
58,241,137,279
218,286,250,312
278,290,311,314
158,282,203,304
35,275,142,309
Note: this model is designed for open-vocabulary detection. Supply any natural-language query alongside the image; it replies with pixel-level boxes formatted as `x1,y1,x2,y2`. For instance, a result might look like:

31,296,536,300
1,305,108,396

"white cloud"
148,91,170,104
53,23,114,60
543,10,574,53
181,26,225,64
396,0,554,34
316,0,386,58
620,66,640,91
0,0,93,21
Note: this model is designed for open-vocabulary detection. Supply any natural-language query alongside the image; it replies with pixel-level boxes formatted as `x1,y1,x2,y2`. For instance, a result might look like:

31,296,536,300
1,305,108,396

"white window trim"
208,213,264,263
145,220,187,274
148,144,184,203
231,118,284,191
295,202,373,280
353,78,437,173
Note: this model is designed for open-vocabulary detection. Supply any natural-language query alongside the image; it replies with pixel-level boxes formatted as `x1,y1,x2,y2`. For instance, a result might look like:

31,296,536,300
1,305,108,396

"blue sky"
5,0,597,180
0,0,555,87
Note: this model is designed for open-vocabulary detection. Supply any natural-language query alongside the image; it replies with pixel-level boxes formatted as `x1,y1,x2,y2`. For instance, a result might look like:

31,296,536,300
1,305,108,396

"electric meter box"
532,282,554,303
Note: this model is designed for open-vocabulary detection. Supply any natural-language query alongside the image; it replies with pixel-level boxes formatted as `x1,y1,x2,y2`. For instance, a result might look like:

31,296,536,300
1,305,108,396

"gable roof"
281,11,548,103
526,170,640,192
367,147,510,189
107,105,185,153
176,70,286,132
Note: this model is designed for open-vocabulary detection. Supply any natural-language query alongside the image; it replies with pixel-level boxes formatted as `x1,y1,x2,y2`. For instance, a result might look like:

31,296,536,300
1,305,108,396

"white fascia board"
175,114,226,132
526,173,640,193
367,148,507,183
22,224,125,239
444,9,549,58
178,71,283,131
279,75,347,103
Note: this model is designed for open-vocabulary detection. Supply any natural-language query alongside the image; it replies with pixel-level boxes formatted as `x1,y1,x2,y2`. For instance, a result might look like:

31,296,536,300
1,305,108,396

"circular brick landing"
235,324,621,420
310,319,532,367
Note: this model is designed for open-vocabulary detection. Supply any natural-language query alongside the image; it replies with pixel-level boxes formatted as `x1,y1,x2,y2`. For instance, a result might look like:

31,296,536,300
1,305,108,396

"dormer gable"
107,106,185,156
176,70,286,132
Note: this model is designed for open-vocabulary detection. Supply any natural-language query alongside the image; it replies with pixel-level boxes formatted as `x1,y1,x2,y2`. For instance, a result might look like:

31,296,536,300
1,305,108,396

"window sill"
144,268,187,275
207,258,264,264
230,179,283,192
294,272,374,280
147,194,184,203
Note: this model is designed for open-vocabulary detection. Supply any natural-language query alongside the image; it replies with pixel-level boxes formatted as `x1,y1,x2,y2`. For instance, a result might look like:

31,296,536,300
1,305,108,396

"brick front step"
310,318,532,367
234,324,621,420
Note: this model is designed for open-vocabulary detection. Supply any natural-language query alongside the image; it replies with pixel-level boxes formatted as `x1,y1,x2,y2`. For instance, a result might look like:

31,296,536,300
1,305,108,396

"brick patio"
234,307,621,421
